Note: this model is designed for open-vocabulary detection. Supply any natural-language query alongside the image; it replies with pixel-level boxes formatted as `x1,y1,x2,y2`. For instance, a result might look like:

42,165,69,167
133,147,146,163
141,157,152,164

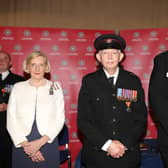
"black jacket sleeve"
77,77,107,148
149,51,168,135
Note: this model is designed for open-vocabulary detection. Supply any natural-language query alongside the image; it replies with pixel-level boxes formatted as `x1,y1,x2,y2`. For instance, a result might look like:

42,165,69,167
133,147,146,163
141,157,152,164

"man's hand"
107,140,127,158
0,103,7,112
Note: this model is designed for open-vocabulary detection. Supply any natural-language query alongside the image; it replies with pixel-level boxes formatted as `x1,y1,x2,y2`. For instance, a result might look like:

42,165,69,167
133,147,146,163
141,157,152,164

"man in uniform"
77,34,147,168
149,51,168,168
0,50,25,168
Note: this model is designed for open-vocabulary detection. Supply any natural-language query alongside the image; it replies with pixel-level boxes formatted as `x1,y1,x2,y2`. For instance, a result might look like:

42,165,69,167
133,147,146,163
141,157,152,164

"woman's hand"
0,103,7,112
23,135,50,157
31,151,45,162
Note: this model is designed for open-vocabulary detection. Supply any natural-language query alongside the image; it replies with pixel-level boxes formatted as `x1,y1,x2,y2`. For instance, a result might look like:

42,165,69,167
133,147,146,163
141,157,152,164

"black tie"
108,77,114,86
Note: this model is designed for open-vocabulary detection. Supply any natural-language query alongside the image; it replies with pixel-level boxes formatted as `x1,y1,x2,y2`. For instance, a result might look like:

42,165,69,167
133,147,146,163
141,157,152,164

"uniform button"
113,118,116,122
96,97,100,101
112,93,115,97
113,131,116,135
112,106,116,109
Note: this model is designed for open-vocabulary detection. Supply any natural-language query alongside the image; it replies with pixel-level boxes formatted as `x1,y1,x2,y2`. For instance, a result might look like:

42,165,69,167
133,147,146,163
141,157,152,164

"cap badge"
105,39,113,43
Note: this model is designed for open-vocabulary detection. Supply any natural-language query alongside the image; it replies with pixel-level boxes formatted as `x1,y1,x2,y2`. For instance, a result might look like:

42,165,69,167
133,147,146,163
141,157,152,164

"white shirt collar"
103,67,119,85
1,70,9,80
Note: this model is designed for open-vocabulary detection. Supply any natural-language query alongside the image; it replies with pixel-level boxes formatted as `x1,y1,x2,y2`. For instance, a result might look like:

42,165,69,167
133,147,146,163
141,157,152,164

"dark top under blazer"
77,68,147,166
149,51,168,146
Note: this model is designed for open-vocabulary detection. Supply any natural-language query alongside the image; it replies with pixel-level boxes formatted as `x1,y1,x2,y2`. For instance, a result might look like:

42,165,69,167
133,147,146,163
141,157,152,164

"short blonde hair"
23,51,51,73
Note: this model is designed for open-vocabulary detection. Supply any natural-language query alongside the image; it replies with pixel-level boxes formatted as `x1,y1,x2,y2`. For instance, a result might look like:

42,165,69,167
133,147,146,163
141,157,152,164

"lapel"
96,68,110,88
115,68,126,88
2,72,12,83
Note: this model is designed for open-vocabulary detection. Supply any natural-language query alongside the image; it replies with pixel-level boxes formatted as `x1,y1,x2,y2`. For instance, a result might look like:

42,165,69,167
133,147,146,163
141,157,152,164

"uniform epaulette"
160,50,168,55
128,71,136,76
127,71,139,79
155,50,168,59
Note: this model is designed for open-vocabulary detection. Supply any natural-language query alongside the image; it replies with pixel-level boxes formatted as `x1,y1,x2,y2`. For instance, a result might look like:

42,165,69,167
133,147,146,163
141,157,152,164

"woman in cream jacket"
7,51,65,168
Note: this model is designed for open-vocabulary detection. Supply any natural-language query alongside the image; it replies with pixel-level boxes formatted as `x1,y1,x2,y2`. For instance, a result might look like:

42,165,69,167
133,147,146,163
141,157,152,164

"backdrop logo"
61,31,67,37
65,118,69,124
143,73,150,80
52,74,59,80
63,88,68,96
4,29,12,36
125,46,132,52
78,32,85,38
132,59,142,70
86,46,93,52
61,60,68,66
133,32,140,38
95,32,101,38
23,30,31,37
52,45,59,51
42,30,50,37
159,44,166,50
70,103,77,109
33,45,41,51
70,74,77,81
142,45,149,51
41,31,51,40
72,132,77,139
134,59,141,66
78,60,85,66
14,44,22,51
69,46,77,52
150,31,157,37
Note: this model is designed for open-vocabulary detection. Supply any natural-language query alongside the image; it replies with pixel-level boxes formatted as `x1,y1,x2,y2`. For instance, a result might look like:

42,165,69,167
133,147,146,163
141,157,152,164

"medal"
49,86,54,95
49,82,60,95
125,101,131,112
117,88,137,112
49,83,54,95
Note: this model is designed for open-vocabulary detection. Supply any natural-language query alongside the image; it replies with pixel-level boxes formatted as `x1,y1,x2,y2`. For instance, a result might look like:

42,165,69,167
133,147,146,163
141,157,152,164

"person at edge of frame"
149,50,168,168
0,50,25,168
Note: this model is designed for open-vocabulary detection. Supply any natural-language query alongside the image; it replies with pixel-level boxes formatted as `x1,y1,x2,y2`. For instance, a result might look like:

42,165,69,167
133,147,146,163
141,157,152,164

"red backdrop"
1,26,168,167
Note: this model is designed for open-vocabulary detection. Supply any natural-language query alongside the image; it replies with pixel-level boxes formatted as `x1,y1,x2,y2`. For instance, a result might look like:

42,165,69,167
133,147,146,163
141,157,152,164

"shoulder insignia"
128,71,136,77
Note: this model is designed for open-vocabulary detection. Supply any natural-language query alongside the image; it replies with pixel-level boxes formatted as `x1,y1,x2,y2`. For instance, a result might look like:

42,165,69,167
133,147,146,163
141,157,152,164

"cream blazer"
7,79,65,148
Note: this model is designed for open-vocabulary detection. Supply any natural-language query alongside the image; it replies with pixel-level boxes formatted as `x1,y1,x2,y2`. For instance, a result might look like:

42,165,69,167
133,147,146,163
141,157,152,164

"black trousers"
0,139,12,168
82,146,140,168
85,163,139,168
160,146,168,168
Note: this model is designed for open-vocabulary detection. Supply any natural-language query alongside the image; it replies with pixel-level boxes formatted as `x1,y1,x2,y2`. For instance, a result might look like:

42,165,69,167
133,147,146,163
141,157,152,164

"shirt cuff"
101,139,112,151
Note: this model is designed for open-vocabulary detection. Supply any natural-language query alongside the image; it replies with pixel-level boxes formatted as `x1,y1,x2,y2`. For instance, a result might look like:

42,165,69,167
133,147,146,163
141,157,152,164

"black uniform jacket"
149,51,168,146
77,68,147,167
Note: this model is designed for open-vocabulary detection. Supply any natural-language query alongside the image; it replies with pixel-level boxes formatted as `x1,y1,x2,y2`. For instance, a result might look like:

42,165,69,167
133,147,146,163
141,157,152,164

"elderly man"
77,34,147,168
